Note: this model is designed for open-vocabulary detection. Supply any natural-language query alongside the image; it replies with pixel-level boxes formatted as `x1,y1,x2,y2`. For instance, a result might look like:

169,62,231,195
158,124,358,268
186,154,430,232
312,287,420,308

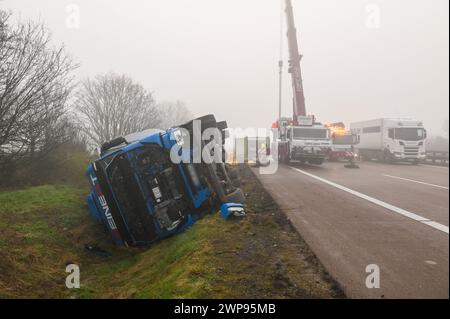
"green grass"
0,169,343,299
77,217,220,299
0,185,88,298
0,184,224,298
0,185,82,214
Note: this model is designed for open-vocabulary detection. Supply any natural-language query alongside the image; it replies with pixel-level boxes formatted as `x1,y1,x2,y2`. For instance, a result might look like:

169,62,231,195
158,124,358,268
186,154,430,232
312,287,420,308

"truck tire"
382,149,394,163
180,114,217,134
225,188,245,204
376,150,384,162
280,152,290,164
308,158,324,165
315,158,324,165
216,121,228,131
195,114,217,129
100,136,127,155
227,167,241,187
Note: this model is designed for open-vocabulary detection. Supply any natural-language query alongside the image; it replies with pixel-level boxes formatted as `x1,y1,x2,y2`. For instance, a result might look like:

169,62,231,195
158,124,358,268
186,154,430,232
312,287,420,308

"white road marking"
290,167,449,234
421,221,449,233
382,174,449,190
421,164,449,169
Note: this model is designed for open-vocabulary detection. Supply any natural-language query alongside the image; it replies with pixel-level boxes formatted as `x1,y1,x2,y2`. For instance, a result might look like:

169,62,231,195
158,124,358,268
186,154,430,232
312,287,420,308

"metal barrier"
423,150,449,166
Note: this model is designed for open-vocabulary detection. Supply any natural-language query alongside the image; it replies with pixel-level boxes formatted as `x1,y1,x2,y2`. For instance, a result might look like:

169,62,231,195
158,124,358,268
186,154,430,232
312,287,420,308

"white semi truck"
350,118,427,164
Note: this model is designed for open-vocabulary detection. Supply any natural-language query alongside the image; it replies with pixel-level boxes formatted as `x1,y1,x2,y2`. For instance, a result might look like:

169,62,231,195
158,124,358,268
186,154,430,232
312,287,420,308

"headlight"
399,141,405,146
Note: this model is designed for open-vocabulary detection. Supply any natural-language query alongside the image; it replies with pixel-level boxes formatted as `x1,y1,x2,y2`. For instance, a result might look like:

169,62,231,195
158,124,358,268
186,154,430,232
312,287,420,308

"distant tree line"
75,73,192,148
0,9,193,187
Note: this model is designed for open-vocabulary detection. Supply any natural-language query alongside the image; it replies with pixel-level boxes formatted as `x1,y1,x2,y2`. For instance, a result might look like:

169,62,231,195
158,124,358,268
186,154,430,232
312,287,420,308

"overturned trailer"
86,115,244,246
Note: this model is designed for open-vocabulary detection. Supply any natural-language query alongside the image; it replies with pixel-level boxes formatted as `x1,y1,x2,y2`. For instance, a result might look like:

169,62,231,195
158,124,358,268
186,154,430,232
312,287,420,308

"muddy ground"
206,164,345,298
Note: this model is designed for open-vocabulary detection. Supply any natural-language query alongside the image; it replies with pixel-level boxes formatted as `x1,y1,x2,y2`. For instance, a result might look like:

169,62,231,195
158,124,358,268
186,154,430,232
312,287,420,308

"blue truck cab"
86,115,244,246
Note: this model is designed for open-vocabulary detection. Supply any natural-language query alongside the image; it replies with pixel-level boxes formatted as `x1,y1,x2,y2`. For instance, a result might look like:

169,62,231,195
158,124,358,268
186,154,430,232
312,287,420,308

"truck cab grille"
404,146,419,156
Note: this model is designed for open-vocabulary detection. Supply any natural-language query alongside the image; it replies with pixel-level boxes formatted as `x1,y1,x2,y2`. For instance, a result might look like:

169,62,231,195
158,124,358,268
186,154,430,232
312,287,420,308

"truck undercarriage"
86,114,245,246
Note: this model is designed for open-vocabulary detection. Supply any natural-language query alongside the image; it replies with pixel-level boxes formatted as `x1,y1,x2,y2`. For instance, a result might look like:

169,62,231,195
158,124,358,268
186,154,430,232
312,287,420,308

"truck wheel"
227,166,241,187
281,153,290,164
180,114,217,133
308,159,323,165
225,188,245,204
216,121,227,131
383,150,394,163
196,114,217,128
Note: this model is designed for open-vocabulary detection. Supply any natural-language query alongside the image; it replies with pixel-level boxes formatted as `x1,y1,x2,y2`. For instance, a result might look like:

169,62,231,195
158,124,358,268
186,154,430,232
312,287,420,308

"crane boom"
285,0,306,121
274,1,332,166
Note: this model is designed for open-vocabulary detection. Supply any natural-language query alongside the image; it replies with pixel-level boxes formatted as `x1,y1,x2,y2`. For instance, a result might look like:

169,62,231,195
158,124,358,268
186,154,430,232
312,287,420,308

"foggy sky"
2,0,449,134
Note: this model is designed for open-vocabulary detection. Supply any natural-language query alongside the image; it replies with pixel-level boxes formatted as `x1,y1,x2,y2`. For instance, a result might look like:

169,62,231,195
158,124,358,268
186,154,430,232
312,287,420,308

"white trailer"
350,118,427,164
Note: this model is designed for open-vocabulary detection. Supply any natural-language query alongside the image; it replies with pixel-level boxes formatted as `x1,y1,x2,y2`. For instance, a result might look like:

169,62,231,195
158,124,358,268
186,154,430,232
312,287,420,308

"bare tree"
75,72,160,146
0,11,77,157
0,10,12,61
157,100,193,129
19,86,72,158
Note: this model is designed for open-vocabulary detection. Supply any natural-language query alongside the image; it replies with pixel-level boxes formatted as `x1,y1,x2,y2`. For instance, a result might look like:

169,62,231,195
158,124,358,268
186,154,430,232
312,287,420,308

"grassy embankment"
0,166,343,298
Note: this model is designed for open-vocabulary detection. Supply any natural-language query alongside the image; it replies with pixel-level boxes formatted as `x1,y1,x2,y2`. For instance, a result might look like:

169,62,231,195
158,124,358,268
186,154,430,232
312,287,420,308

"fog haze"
2,0,449,134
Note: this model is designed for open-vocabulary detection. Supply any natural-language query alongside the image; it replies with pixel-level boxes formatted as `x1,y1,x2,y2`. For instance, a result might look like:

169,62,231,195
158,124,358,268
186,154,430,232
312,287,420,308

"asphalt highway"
253,161,449,298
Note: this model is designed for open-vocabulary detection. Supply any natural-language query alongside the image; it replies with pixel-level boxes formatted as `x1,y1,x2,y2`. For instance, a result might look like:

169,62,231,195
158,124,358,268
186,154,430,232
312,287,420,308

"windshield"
332,134,355,145
394,128,425,141
292,128,328,139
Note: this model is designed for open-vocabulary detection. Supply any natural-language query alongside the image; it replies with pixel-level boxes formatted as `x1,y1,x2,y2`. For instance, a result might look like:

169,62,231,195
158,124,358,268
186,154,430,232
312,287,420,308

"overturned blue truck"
86,115,245,246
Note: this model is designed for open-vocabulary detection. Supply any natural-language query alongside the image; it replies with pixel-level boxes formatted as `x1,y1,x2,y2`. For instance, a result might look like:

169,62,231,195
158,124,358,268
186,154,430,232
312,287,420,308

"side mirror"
424,129,427,139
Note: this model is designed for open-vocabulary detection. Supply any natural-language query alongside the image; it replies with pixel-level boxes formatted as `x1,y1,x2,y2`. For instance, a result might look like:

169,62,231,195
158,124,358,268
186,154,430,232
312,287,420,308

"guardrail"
423,150,449,166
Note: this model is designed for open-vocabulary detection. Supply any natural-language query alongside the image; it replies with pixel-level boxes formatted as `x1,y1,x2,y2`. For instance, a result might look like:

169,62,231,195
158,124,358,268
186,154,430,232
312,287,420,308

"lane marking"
290,166,449,234
382,174,449,190
421,164,449,169
421,221,449,233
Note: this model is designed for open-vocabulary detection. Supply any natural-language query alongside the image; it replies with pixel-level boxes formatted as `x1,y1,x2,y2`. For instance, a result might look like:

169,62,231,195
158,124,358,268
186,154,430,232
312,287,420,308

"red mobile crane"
274,0,331,164
285,0,306,121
